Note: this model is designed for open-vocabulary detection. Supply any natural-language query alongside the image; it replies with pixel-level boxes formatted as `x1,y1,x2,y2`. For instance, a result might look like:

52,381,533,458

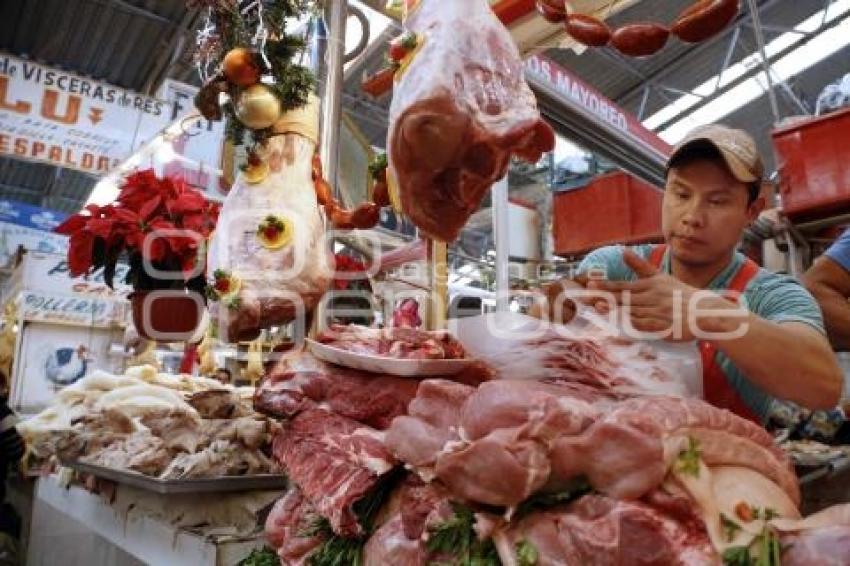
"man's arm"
705,310,843,410
803,256,850,351
592,250,843,411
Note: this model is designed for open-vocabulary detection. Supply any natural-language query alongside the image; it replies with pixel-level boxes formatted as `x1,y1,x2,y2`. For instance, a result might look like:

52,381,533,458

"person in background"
531,124,843,424
0,370,25,540
803,229,850,351
214,367,232,385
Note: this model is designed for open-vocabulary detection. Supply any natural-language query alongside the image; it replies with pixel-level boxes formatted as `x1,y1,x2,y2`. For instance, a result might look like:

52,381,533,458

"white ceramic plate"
305,338,474,377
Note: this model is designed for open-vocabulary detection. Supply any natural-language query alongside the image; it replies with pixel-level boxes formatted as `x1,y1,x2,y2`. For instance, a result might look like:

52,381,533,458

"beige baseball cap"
667,124,764,184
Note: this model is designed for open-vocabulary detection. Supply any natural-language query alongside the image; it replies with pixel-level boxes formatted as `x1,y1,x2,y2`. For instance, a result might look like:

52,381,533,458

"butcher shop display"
387,0,556,242
316,324,468,361
17,366,279,480
254,314,850,565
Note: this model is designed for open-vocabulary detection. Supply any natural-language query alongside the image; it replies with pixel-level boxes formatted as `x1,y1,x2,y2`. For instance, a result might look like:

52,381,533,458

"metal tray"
66,461,288,494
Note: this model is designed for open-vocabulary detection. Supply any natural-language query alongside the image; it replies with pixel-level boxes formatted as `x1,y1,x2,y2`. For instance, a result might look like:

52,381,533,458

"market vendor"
533,124,843,423
803,229,850,351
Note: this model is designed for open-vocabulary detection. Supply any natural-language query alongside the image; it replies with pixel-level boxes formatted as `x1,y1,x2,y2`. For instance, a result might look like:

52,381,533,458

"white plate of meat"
305,325,474,377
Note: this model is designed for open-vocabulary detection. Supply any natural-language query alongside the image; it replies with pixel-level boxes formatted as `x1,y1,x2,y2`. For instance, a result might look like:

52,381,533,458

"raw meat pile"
256,316,850,565
316,324,467,360
387,0,555,242
18,366,279,479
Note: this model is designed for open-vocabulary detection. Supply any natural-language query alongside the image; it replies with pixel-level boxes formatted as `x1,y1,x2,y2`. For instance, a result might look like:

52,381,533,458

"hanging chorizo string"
537,0,740,58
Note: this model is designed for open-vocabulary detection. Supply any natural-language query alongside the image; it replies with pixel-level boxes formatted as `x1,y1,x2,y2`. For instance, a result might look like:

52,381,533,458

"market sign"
18,290,126,328
0,199,67,230
0,52,171,176
154,79,228,199
0,200,70,268
13,251,132,297
525,54,671,157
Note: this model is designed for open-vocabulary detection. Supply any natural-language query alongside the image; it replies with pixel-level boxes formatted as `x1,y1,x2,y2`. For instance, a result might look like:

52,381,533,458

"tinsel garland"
191,0,317,145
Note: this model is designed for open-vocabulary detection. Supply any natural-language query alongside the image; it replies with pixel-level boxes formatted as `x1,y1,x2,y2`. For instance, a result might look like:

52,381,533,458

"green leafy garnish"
721,525,784,566
368,153,388,178
303,473,402,566
238,548,279,566
426,503,499,566
675,437,702,477
721,513,742,543
722,546,753,566
516,539,539,566
752,507,779,521
514,479,592,519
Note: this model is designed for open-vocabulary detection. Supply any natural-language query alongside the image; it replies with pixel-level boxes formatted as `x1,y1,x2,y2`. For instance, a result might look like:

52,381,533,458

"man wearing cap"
535,124,842,424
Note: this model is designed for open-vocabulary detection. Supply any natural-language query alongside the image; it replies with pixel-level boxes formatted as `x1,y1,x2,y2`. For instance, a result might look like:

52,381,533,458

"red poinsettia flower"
54,168,219,289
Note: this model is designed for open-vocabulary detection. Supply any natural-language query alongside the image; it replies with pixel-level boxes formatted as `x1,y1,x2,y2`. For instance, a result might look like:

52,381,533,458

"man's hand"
587,250,739,341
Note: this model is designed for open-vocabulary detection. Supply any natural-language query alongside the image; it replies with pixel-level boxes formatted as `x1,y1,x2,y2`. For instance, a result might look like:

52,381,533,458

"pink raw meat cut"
255,350,420,429
265,487,325,566
547,396,798,504
272,408,397,537
317,324,468,360
387,380,798,509
494,493,718,565
386,378,601,506
385,379,475,471
388,0,555,241
363,478,454,566
781,526,850,565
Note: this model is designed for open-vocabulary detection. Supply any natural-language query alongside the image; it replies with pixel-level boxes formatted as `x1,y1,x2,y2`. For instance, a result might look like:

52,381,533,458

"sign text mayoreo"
525,56,629,133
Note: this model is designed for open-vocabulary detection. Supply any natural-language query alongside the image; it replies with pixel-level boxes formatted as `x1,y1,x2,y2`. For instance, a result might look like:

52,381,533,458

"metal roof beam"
96,0,174,26
649,6,847,131
613,0,782,105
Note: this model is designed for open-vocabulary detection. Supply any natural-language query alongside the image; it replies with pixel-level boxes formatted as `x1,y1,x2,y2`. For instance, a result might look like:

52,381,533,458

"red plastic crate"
553,171,663,257
772,106,850,220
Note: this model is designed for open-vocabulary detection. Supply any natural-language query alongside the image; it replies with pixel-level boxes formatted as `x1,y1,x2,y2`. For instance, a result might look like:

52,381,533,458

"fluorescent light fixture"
643,0,850,139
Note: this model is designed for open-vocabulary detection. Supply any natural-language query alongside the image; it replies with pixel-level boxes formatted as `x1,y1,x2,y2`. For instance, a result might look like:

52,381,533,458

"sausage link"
372,181,390,208
611,22,670,57
536,0,567,24
672,0,739,43
566,14,612,47
351,202,381,230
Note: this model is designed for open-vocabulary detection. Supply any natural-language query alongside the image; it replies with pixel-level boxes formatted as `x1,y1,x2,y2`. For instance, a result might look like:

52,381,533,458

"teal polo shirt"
578,244,826,422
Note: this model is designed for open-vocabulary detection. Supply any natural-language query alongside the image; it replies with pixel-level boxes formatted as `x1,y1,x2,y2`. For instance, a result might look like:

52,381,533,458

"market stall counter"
27,473,276,566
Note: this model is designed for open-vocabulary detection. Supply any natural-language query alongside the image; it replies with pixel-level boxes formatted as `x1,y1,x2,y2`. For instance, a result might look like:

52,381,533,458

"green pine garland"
199,0,317,145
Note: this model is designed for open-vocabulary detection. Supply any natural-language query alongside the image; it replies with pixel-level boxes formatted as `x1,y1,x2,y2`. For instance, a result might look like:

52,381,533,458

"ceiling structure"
0,0,847,230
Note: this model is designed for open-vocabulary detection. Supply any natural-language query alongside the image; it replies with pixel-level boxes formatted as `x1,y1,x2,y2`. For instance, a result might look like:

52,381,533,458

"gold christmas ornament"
222,47,261,86
236,84,282,129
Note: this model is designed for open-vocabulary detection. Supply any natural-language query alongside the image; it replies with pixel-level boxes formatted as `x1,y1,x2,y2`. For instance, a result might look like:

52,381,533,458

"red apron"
648,245,762,423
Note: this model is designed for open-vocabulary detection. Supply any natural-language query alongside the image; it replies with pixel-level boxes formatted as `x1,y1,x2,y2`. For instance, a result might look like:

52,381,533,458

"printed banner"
0,53,226,182
525,54,671,157
0,199,66,231
0,221,67,269
18,290,126,327
0,53,168,175
16,252,132,297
